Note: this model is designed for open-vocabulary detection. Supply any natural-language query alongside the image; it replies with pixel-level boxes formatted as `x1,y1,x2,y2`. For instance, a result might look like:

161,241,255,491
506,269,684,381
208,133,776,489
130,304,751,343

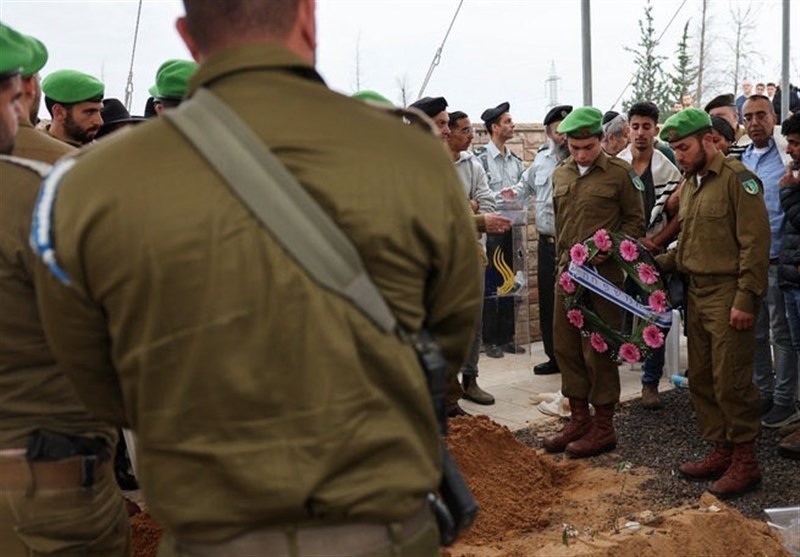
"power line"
417,0,464,100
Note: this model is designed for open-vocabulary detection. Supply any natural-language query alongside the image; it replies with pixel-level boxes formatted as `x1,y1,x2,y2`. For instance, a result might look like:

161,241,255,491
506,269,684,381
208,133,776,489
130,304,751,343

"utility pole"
781,0,790,120
581,0,593,106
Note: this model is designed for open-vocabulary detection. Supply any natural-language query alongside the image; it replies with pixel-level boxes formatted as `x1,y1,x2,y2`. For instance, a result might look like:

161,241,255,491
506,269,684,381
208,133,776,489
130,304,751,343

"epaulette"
29,157,78,285
510,150,523,161
607,157,645,191
627,168,645,192
0,154,52,177
536,143,549,153
473,145,487,156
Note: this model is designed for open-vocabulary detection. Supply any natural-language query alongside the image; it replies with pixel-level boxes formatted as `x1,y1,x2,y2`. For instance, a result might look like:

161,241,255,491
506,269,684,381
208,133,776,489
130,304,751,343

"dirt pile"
446,415,574,545
131,512,163,557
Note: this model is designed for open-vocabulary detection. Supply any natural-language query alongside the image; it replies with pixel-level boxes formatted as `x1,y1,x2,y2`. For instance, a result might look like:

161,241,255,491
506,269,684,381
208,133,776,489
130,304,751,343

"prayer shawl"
620,146,682,236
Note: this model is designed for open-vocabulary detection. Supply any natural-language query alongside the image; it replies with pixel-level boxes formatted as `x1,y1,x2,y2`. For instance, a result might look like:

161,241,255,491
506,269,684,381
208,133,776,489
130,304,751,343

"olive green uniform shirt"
657,152,769,314
11,118,76,164
34,44,481,543
0,157,114,449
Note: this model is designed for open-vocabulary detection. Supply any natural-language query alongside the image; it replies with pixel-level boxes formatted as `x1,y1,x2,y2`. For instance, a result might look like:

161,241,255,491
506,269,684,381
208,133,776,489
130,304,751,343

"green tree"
623,0,672,121
668,21,697,106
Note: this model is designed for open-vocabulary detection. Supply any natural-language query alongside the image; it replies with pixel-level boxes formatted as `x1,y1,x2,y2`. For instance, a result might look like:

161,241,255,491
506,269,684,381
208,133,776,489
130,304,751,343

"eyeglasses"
743,111,771,123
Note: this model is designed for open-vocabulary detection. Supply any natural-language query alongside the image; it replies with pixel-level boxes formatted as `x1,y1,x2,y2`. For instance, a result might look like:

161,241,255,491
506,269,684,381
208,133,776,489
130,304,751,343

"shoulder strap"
163,89,398,334
0,154,52,177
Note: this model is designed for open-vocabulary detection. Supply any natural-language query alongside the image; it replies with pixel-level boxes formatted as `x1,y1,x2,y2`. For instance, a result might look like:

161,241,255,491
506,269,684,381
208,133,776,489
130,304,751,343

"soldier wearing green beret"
11,34,77,164
149,59,198,116
32,0,480,554
656,108,769,498
543,106,645,458
41,69,104,146
0,21,129,557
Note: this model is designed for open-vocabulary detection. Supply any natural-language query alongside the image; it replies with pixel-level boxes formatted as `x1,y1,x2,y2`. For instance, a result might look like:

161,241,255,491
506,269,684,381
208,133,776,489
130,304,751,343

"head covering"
703,94,736,113
0,22,32,78
602,110,620,125
410,96,448,118
660,108,712,142
544,105,572,127
352,90,394,108
557,107,603,137
42,69,104,104
21,34,47,77
153,59,198,99
710,115,735,142
480,101,510,123
99,98,144,126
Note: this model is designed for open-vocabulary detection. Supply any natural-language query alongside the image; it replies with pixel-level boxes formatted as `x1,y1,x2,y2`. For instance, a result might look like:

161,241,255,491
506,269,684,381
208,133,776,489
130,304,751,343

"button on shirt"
508,144,558,236
742,138,787,259
476,140,524,208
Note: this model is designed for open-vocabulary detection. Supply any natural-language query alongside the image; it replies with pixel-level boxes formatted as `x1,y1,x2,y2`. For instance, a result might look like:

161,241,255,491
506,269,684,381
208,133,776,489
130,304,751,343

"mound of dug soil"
131,512,162,557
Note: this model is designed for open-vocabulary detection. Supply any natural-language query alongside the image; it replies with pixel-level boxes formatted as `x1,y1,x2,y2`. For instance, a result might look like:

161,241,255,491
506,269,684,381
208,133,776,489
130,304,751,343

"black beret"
704,93,736,113
543,105,572,126
602,111,620,125
710,115,735,142
481,101,510,123
409,96,448,118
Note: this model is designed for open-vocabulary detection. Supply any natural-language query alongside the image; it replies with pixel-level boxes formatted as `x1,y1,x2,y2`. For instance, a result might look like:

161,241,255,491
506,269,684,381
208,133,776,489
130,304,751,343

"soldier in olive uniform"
0,22,130,556
41,69,104,146
657,108,769,498
542,107,645,458
33,1,480,555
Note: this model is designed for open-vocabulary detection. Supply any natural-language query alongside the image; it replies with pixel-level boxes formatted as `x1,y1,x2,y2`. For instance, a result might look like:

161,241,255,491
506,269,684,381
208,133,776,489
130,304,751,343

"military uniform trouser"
0,455,130,556
159,504,439,557
553,282,621,406
687,277,761,443
537,235,557,362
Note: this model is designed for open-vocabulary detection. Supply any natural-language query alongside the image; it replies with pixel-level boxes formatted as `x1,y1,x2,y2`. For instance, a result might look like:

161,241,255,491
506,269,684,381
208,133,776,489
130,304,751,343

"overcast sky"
1,0,797,122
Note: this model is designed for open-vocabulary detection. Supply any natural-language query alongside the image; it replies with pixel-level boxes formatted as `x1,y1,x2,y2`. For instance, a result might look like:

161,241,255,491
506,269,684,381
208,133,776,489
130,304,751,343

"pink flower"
643,325,665,348
619,239,639,262
570,243,589,266
559,272,576,294
648,290,668,313
619,343,641,363
567,309,585,329
637,263,659,285
590,333,608,353
593,229,613,252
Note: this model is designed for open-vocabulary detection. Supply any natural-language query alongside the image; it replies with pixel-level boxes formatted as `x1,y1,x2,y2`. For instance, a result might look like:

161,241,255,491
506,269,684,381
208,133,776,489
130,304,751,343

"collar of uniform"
18,117,33,129
45,125,82,148
456,151,472,164
706,150,725,176
187,43,323,97
486,139,511,160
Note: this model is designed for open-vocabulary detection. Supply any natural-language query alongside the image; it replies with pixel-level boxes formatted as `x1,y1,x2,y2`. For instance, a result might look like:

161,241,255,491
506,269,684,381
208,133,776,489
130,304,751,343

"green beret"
21,35,47,77
42,69,104,104
704,94,736,113
148,84,159,97
154,59,198,100
0,22,32,78
556,106,603,137
660,108,712,142
352,90,394,107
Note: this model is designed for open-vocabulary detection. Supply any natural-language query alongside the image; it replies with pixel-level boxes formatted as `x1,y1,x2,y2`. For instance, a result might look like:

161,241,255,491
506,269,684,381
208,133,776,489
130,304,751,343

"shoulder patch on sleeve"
737,170,760,195
29,157,78,285
628,168,645,192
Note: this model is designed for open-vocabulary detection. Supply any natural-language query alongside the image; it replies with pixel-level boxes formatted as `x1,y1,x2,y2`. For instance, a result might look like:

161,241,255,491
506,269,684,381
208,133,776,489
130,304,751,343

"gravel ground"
515,389,799,520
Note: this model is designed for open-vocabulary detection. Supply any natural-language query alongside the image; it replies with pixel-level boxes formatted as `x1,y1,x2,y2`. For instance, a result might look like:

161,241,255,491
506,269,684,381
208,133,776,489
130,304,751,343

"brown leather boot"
678,443,732,481
709,442,761,499
542,398,591,453
565,404,617,458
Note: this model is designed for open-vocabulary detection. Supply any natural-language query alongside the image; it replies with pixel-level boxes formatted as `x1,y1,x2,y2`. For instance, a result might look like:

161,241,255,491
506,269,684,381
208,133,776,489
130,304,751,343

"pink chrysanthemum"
637,263,659,285
590,332,608,353
619,239,639,262
570,243,589,266
648,290,668,313
619,343,642,363
643,325,665,348
593,229,613,252
567,309,585,329
559,272,576,294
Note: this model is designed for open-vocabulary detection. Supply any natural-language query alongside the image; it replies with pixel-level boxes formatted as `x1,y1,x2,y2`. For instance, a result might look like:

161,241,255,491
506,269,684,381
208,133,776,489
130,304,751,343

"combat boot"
641,384,662,410
543,398,591,453
678,443,732,481
462,375,495,405
709,442,761,499
778,429,800,460
565,403,617,458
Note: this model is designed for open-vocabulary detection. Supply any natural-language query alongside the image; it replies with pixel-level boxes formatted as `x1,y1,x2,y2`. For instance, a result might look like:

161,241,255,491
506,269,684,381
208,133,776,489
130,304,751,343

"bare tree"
353,31,362,92
395,74,413,108
726,2,763,94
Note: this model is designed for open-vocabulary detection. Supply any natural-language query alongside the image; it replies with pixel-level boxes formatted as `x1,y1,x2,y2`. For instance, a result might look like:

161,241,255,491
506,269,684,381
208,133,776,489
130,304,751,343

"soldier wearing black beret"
409,96,450,138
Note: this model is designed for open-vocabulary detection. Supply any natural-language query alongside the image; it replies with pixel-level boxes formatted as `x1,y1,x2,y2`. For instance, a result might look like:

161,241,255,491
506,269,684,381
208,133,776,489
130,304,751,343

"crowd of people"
1,0,799,554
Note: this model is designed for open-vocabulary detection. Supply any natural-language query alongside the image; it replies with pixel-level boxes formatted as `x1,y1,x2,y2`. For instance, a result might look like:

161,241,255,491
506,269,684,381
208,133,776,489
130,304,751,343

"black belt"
538,234,555,244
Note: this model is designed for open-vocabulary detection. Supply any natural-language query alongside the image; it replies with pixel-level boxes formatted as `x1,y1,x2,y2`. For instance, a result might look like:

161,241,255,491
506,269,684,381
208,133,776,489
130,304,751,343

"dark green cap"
42,69,104,104
0,22,32,78
21,35,47,77
556,106,603,137
352,90,394,107
660,108,712,142
153,59,198,100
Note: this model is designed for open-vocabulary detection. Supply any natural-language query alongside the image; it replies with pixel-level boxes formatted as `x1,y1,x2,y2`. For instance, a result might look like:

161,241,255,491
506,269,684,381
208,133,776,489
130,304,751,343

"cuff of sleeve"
474,214,486,233
733,290,757,315
654,253,675,274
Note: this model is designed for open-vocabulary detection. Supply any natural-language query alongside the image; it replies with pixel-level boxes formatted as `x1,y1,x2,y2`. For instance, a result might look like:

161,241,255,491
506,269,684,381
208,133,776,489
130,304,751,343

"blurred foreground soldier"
657,108,769,498
32,1,480,554
11,33,76,164
149,58,198,115
0,22,130,556
95,98,145,140
41,69,104,146
543,107,645,458
600,111,628,157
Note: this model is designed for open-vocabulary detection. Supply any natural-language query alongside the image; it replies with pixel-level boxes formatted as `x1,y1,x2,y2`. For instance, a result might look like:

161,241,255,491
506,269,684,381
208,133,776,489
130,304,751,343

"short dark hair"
627,101,659,124
485,115,502,136
756,82,765,88
744,94,775,114
183,0,300,50
43,96,101,117
767,82,776,88
782,112,800,137
447,111,468,129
